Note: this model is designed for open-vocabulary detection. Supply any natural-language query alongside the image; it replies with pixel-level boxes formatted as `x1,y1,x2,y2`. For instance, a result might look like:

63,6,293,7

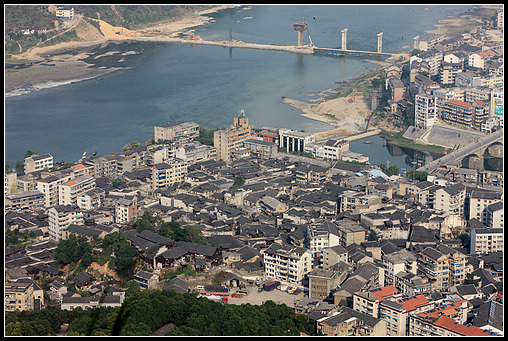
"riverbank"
5,5,239,91
284,4,493,139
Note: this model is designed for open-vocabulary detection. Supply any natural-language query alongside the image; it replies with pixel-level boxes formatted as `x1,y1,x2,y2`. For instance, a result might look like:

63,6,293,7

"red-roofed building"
378,294,434,335
353,286,400,318
442,99,474,128
410,314,496,336
469,50,496,69
416,297,468,324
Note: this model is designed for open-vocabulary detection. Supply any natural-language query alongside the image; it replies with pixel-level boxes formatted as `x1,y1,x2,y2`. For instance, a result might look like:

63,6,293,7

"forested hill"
5,5,214,32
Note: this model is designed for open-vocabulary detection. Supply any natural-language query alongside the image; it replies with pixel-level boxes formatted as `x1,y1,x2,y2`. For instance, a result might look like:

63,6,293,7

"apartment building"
242,139,278,159
441,99,473,128
5,172,17,195
279,128,315,153
263,242,312,285
214,113,252,162
24,153,53,174
154,121,199,143
353,285,399,318
84,156,119,179
470,227,503,254
434,183,466,216
414,93,437,129
5,280,35,311
322,244,348,268
440,61,463,85
308,266,348,300
77,188,106,211
378,294,434,336
175,142,217,164
58,175,96,206
382,249,417,287
468,189,503,223
433,87,464,116
5,190,45,211
306,220,341,260
338,191,383,215
317,307,387,336
335,219,367,248
416,244,467,291
409,312,494,336
48,205,84,242
37,174,72,207
305,138,350,160
151,160,188,191
115,198,138,224
486,201,503,229
393,271,431,297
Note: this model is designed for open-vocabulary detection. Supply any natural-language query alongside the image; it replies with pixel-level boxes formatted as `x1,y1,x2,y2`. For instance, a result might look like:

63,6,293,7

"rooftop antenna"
238,109,245,117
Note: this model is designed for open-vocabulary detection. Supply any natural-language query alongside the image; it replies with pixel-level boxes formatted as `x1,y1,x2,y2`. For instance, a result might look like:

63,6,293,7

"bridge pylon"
341,28,348,50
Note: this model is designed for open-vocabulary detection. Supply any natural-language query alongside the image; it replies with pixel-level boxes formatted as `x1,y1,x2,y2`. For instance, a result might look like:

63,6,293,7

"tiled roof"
434,315,494,336
370,285,398,301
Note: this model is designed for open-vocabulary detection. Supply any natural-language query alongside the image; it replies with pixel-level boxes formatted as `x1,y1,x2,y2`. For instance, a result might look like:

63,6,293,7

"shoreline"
279,5,483,137
5,5,240,94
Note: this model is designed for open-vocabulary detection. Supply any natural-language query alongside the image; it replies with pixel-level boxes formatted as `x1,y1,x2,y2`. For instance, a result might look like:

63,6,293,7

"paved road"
417,129,503,173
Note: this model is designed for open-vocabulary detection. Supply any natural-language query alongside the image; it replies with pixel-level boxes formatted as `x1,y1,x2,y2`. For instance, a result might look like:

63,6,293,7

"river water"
4,5,471,168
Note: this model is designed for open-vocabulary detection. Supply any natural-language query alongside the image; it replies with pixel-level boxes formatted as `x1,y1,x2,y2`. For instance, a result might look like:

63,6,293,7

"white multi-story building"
378,295,434,336
37,174,72,207
55,7,74,20
470,227,503,254
486,202,503,229
263,242,312,285
414,93,437,129
48,205,84,242
468,189,503,224
151,159,188,191
306,220,340,261
24,153,53,174
115,198,138,224
279,129,315,153
58,175,96,206
382,249,417,287
434,183,466,216
77,188,106,211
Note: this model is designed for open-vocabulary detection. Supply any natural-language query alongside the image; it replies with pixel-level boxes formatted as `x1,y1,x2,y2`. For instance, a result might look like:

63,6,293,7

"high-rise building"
414,93,436,129
214,111,251,162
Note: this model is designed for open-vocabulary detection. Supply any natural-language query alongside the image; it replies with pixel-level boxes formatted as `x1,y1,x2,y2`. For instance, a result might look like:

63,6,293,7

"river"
4,5,471,166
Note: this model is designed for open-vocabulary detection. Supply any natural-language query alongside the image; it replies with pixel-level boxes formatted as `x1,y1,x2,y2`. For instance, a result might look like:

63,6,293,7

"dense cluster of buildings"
407,10,503,133
4,8,504,337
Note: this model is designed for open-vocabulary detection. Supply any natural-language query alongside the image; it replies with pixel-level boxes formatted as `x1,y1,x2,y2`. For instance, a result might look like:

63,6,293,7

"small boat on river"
364,141,373,144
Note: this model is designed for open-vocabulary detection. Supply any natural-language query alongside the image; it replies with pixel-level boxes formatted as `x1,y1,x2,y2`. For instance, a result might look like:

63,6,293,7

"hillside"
5,5,215,57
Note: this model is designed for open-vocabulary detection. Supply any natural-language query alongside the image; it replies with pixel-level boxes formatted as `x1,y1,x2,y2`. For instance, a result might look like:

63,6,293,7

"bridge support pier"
377,32,383,53
341,28,348,50
293,22,308,47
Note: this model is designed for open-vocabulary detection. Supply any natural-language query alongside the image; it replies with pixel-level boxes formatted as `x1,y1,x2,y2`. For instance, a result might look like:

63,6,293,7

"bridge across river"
417,129,504,173
131,35,405,59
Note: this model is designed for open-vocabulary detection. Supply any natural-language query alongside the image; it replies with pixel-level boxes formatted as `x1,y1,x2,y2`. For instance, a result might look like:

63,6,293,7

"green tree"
183,225,204,244
122,141,140,152
15,160,24,175
233,175,245,187
112,177,124,188
134,210,162,233
5,161,13,173
368,229,378,241
24,149,38,158
5,321,22,336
